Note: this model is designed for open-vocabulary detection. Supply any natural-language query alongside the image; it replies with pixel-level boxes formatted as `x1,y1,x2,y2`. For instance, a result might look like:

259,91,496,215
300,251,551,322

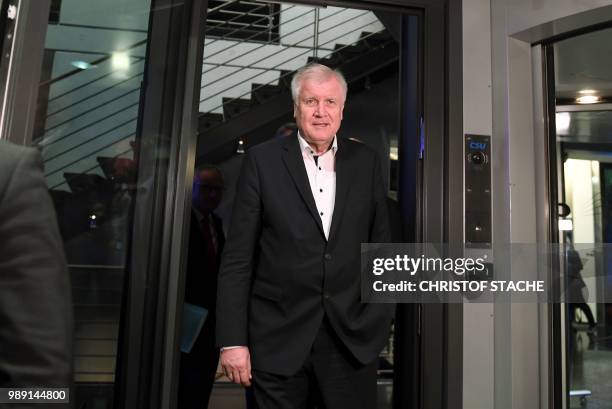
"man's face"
294,75,345,148
193,169,223,214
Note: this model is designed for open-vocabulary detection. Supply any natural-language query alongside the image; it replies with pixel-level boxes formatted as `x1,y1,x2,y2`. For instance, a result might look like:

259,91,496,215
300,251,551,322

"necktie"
200,217,217,272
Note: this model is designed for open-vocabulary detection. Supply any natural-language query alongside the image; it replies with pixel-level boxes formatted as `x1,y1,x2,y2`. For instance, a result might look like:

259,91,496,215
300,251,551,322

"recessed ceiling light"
71,60,94,70
578,89,598,95
576,95,600,104
111,52,131,71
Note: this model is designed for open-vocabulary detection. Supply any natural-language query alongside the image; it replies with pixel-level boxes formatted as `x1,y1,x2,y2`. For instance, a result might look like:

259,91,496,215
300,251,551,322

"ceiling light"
111,52,131,71
237,139,245,154
266,0,327,7
556,112,570,134
578,89,597,94
71,60,94,70
576,95,600,104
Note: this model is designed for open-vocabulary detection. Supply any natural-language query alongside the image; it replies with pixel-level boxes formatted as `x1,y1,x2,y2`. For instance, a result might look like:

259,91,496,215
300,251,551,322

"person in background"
178,166,225,409
274,122,297,141
566,232,596,329
0,140,73,407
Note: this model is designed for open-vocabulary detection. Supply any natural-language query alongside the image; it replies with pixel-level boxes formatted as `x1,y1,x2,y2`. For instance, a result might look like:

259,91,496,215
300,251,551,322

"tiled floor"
208,381,394,409
570,330,612,409
209,384,247,409
206,345,612,409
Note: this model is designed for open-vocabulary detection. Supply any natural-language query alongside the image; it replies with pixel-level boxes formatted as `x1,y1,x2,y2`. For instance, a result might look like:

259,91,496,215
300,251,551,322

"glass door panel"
31,1,150,407
551,26,612,409
194,2,420,408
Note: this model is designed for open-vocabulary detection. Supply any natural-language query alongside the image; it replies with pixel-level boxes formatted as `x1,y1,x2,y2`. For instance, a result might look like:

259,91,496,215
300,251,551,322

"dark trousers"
572,303,596,327
252,318,377,409
178,331,219,409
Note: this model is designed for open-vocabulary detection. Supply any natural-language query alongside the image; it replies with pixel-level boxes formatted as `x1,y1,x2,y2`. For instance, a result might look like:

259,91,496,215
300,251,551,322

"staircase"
71,264,123,383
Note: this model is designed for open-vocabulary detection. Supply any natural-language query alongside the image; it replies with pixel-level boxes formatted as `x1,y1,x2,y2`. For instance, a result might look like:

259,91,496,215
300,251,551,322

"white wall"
59,0,150,31
564,159,598,315
505,0,612,35
462,0,495,408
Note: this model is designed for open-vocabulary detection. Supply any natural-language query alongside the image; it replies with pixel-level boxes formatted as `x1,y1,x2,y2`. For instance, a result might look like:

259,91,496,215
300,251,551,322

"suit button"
324,253,332,260
324,293,331,299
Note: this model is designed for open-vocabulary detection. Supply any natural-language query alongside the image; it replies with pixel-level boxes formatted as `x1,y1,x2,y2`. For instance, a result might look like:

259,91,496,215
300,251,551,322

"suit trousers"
252,317,378,409
178,321,219,409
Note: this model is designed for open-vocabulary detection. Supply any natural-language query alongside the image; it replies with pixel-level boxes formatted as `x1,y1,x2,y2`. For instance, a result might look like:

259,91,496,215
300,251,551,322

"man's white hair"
290,63,347,104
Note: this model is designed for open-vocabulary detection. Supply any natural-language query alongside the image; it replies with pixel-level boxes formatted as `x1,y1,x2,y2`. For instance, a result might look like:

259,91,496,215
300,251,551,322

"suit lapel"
281,135,325,238
328,138,352,242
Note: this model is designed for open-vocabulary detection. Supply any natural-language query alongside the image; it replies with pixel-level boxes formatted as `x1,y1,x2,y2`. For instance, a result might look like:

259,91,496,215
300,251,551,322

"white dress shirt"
297,132,337,240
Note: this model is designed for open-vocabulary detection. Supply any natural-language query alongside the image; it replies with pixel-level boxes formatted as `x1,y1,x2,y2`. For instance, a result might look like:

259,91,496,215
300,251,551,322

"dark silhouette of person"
274,122,297,141
0,140,73,406
178,166,226,409
566,234,596,328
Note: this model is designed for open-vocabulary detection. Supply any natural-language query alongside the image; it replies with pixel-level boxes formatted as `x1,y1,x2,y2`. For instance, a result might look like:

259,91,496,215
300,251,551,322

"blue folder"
181,303,208,353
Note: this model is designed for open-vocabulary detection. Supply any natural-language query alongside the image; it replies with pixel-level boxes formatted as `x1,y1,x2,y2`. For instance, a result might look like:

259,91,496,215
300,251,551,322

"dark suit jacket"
0,141,72,390
216,135,393,376
185,210,225,353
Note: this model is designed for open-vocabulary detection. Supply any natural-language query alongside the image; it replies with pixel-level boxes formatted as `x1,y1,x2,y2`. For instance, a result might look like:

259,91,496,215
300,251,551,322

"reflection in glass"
31,0,151,407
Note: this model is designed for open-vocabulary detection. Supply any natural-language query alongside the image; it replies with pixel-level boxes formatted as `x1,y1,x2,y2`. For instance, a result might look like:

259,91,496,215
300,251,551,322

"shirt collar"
192,207,208,224
297,131,338,156
191,207,211,223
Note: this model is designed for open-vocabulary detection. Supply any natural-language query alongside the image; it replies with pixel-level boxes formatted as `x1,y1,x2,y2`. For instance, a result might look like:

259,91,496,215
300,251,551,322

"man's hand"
220,346,252,386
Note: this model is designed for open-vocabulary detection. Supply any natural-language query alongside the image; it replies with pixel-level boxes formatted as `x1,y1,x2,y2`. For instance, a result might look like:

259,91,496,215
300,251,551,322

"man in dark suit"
178,166,225,409
0,141,72,399
217,63,393,408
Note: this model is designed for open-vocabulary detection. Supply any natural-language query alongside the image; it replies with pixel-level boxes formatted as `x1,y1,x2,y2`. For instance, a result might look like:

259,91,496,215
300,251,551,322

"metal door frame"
519,8,612,408
113,0,207,408
0,0,206,407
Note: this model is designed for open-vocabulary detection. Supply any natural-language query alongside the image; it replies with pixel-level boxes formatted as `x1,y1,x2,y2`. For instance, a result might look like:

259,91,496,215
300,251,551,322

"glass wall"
27,1,150,407
551,26,612,409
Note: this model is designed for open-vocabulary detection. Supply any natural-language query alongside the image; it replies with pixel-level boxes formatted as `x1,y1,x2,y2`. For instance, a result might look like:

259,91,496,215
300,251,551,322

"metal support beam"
0,0,51,145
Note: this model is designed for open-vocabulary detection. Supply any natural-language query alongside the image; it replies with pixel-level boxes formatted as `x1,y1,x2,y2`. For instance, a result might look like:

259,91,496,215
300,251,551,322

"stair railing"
202,5,316,68
205,29,394,116
37,40,146,148
204,3,285,46
313,7,319,59
200,7,383,111
35,37,147,186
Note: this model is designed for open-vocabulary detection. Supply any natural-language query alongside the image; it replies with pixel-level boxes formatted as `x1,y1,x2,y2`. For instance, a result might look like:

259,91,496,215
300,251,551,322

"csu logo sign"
469,141,487,150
